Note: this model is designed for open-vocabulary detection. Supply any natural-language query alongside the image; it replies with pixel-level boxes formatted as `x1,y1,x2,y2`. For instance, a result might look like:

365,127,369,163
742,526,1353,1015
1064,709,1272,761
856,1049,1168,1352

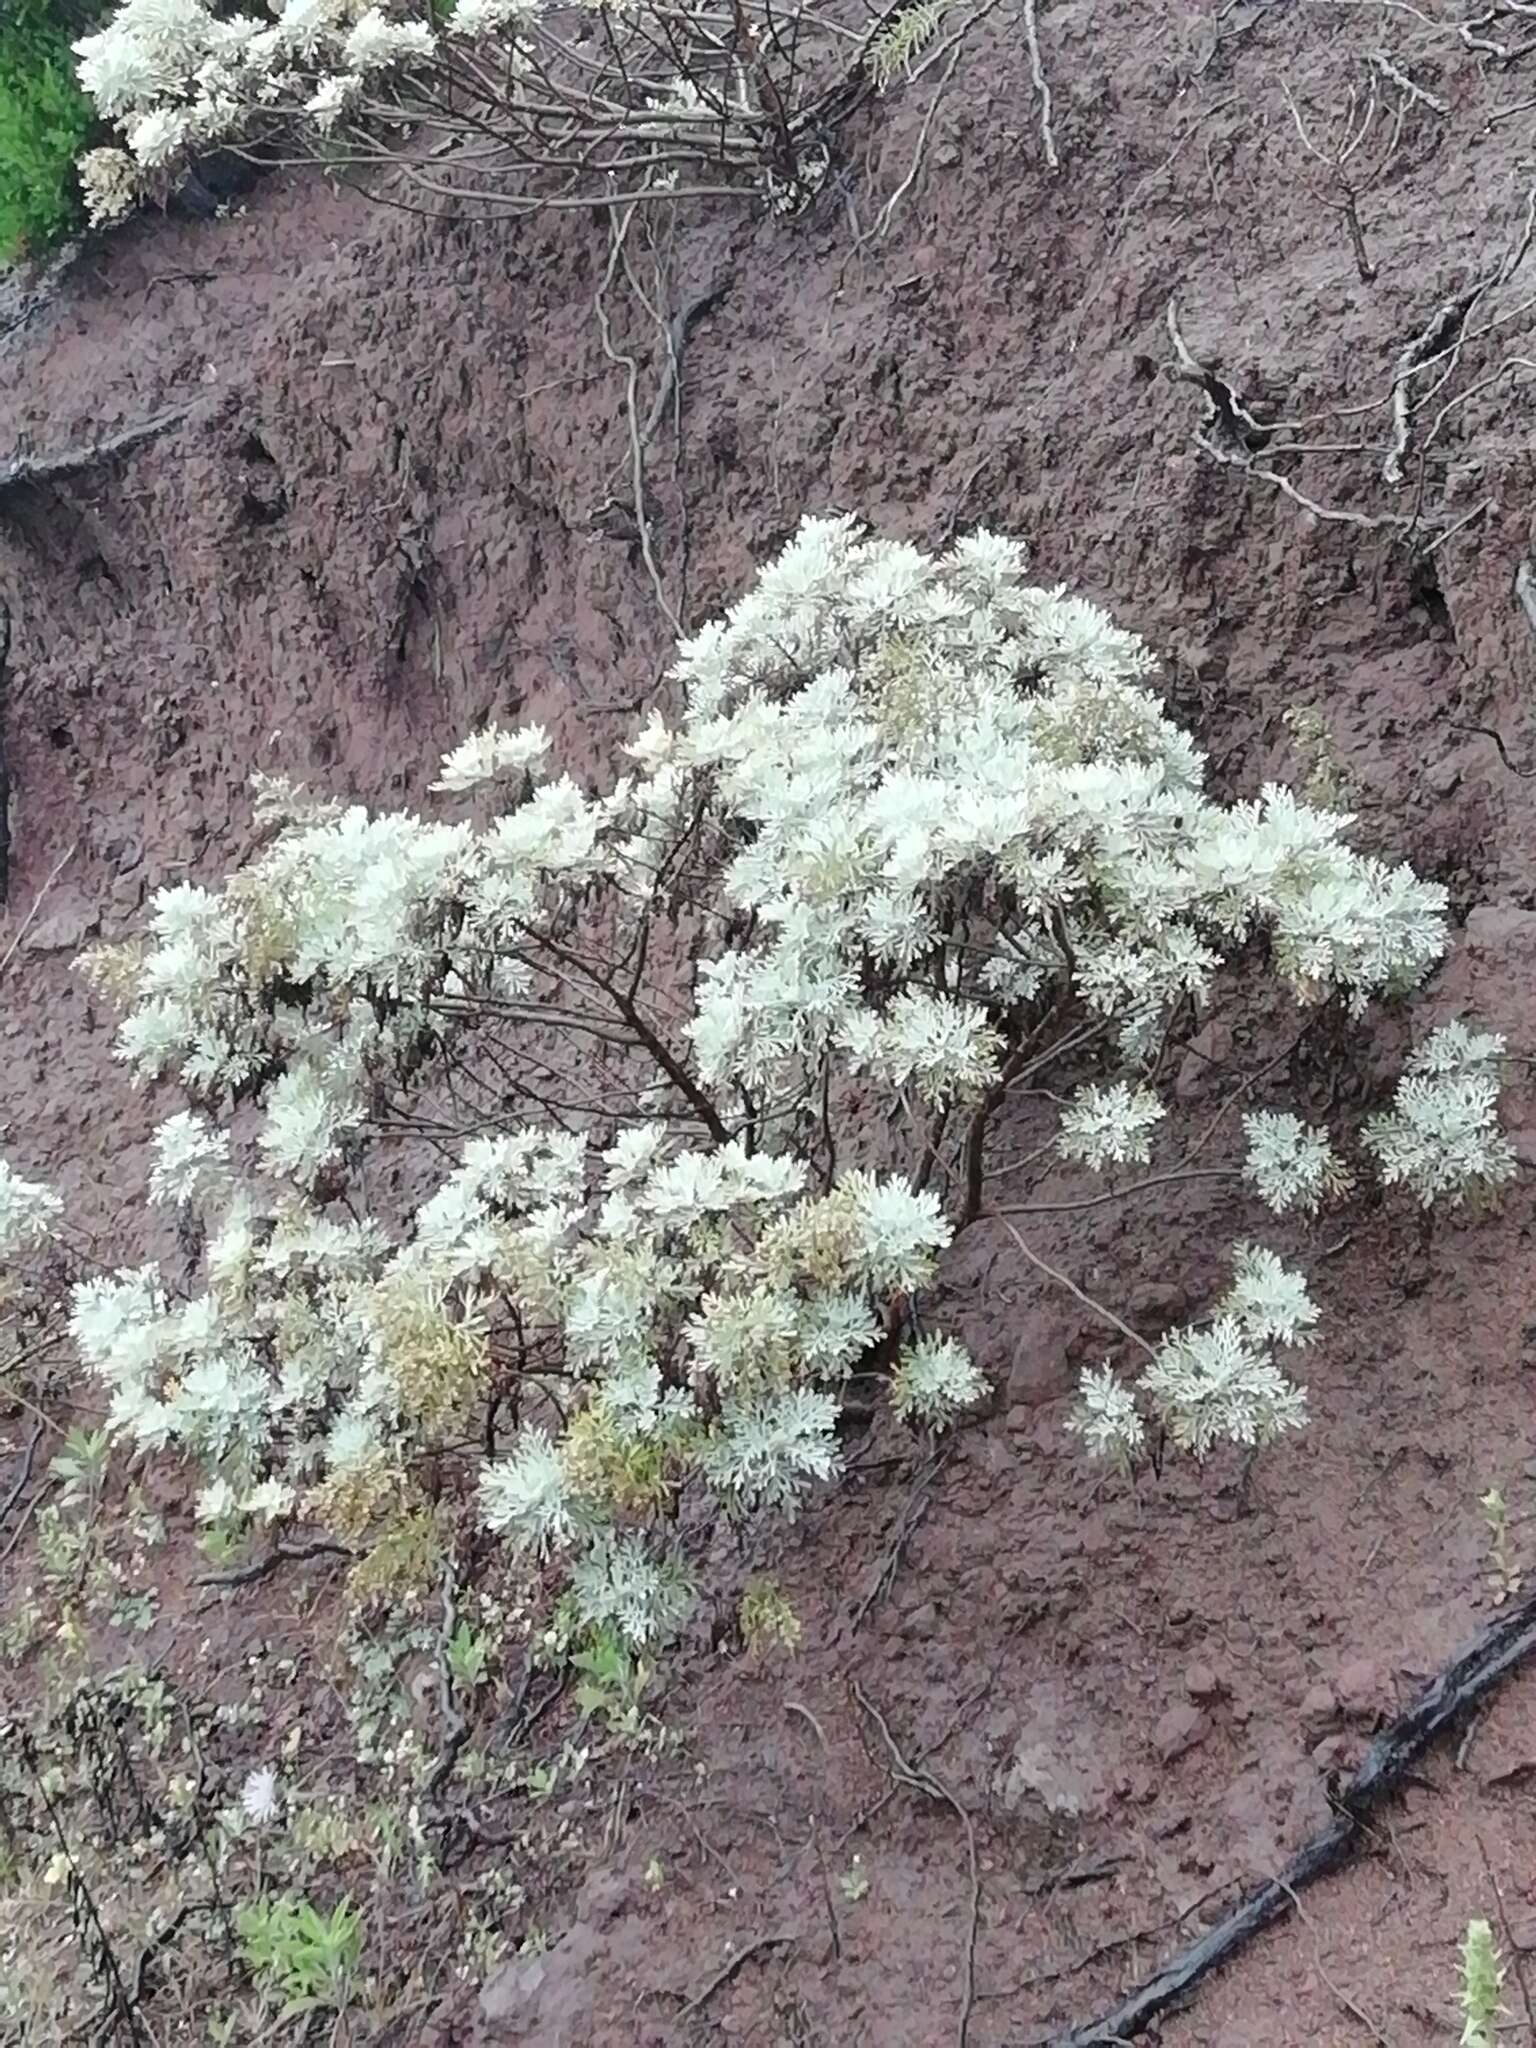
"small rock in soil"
1185,1662,1225,1703
902,1600,941,1639
21,900,99,954
1154,1703,1209,1763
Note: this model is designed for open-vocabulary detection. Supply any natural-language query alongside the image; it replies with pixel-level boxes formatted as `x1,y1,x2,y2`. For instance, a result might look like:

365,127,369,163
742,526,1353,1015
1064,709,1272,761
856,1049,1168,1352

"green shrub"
0,0,96,263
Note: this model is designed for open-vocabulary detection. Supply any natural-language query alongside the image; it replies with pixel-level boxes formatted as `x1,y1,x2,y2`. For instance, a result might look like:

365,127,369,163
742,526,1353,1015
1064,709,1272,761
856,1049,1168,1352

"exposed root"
852,1680,980,2047
676,1931,795,2022
193,1536,353,1591
422,1560,470,1799
1023,0,1059,172
1051,1584,1536,2045
849,1443,949,1630
0,405,194,503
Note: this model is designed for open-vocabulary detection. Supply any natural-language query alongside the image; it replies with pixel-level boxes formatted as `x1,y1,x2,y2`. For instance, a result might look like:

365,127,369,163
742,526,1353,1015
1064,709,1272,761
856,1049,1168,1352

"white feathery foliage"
148,1110,231,1208
697,1389,842,1515
1140,1316,1309,1457
1067,1364,1146,1471
570,1532,694,1649
1242,1111,1350,1215
1364,1024,1516,1208
0,1159,63,1260
889,1333,987,1426
72,0,843,220
431,722,550,794
1220,1241,1319,1348
1074,1246,1313,1465
478,1428,581,1554
1057,1081,1165,1169
46,514,1498,1648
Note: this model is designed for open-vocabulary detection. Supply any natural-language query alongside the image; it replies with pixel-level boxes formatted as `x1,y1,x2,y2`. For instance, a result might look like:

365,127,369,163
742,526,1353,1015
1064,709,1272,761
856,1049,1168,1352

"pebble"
1184,1662,1225,1703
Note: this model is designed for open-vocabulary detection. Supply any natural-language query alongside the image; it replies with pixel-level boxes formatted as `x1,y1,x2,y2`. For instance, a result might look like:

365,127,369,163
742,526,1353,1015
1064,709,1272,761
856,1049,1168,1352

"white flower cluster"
1363,1022,1517,1208
73,0,453,187
1071,1244,1313,1468
77,146,143,227
63,516,1483,1644
72,0,818,224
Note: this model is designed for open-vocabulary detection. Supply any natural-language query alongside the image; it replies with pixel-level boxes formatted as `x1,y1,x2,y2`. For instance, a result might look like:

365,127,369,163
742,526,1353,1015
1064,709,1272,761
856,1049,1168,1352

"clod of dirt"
1185,1662,1226,1704
1311,1734,1354,1773
20,899,97,954
1154,1702,1210,1763
1336,1656,1387,1721
900,1599,942,1640
1298,1681,1340,1738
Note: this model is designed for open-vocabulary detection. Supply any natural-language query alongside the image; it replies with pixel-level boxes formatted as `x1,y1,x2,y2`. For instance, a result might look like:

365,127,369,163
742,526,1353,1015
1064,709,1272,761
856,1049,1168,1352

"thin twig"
593,202,681,636
998,1219,1158,1361
783,1699,830,1749
0,1416,43,1532
423,1561,470,1798
849,1445,949,1630
874,44,961,237
851,1682,980,2046
1271,1876,1393,2045
0,842,80,981
675,1932,794,2021
1368,46,1449,112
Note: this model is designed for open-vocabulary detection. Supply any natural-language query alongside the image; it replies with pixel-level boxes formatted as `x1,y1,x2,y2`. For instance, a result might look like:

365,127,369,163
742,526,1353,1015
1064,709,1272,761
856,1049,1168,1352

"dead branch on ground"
1050,1581,1536,2044
0,407,194,503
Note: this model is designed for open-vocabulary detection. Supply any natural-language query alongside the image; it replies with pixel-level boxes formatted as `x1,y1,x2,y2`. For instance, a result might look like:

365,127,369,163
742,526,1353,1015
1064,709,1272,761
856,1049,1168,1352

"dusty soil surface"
6,1,1536,2042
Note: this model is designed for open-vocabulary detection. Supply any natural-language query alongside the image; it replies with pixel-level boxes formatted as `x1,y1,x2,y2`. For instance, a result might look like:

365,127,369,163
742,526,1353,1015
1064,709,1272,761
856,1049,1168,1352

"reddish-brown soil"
6,2,1536,2042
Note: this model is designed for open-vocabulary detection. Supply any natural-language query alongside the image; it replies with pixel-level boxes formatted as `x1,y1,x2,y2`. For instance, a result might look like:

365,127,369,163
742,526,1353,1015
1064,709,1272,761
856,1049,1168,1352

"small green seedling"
236,1893,363,2016
1458,1917,1504,2048
739,1575,803,1655
570,1629,652,1732
49,1427,112,1512
839,1856,870,1903
197,1517,250,1570
445,1621,492,1691
1481,1487,1523,1604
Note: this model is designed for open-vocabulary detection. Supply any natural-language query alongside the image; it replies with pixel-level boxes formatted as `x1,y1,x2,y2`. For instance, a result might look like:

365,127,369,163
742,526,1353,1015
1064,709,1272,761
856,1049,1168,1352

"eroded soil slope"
5,2,1536,2041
